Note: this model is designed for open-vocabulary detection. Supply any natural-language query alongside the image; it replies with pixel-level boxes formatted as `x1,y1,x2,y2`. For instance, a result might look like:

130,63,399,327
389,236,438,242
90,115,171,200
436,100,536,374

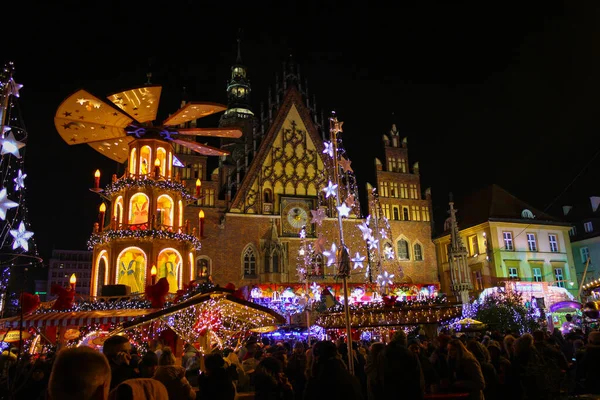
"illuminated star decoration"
384,245,395,259
323,243,338,267
8,78,23,97
299,226,306,239
323,181,338,198
357,221,372,241
0,130,25,158
0,188,18,220
339,157,353,173
368,237,379,250
351,252,366,270
337,202,351,218
322,141,334,158
310,208,326,226
379,228,388,240
10,221,34,251
13,169,26,191
311,282,321,301
377,270,395,288
313,234,327,254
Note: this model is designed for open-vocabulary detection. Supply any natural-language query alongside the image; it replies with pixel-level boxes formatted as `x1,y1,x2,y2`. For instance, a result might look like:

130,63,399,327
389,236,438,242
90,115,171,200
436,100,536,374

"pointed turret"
220,36,253,122
447,193,473,309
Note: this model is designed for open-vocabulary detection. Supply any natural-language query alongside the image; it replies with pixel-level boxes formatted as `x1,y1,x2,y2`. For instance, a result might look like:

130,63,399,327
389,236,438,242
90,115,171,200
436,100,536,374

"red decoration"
145,277,169,308
20,292,40,315
225,283,236,291
382,295,398,307
51,284,75,310
194,309,222,336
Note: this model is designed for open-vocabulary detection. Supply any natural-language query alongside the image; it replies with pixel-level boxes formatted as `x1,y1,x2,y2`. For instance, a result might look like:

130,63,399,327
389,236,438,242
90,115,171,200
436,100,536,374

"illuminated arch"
178,200,183,229
156,147,166,176
157,248,182,292
114,196,124,225
195,256,211,280
116,247,147,293
129,193,149,226
140,145,152,175
93,250,109,296
157,194,174,227
129,148,137,175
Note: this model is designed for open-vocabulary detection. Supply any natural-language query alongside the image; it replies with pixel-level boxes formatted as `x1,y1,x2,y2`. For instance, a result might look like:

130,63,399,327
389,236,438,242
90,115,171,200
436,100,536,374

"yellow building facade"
433,184,578,300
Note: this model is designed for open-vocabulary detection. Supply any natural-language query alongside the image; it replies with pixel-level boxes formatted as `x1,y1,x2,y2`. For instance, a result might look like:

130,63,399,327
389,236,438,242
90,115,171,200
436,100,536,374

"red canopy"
0,309,151,328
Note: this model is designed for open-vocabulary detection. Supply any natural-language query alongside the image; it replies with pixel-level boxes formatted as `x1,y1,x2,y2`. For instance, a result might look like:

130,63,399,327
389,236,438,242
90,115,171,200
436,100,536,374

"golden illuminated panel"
85,136,134,163
163,102,227,126
177,127,243,139
172,138,230,156
107,86,162,123
54,90,132,146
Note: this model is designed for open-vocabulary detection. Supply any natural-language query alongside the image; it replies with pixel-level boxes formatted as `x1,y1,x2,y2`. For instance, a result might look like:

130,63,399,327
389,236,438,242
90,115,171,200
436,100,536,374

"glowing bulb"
154,158,161,166
69,273,76,285
151,265,157,276
94,169,101,178
99,203,106,212
199,210,205,219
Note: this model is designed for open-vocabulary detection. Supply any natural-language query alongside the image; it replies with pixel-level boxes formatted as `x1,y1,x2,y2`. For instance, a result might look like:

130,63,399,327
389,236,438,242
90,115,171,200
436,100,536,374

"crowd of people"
0,325,598,399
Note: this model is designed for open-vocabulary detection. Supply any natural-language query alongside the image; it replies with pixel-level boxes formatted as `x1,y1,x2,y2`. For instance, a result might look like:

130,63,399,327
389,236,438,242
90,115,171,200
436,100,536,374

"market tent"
0,309,151,329
113,288,285,348
453,317,487,331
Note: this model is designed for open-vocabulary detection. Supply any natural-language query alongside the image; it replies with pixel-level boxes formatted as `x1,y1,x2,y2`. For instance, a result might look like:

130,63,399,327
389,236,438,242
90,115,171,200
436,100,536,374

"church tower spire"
220,33,253,122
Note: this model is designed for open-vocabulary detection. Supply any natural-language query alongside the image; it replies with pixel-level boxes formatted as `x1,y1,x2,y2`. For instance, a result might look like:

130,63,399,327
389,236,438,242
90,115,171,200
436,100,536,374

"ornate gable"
230,86,326,213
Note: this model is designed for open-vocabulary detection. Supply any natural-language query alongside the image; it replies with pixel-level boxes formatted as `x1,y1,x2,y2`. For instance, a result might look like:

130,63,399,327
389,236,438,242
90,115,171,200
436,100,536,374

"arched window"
157,194,174,227
140,145,152,176
264,249,281,273
397,239,410,260
156,147,166,176
243,246,257,277
114,196,124,225
195,257,211,280
264,188,273,203
116,247,146,294
178,200,183,229
157,248,182,293
393,207,399,220
129,148,137,175
403,207,410,221
129,193,149,228
414,243,423,261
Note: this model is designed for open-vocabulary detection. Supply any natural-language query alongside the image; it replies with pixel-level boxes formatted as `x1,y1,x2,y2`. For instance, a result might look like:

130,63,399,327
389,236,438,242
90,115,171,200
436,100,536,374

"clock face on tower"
280,197,315,237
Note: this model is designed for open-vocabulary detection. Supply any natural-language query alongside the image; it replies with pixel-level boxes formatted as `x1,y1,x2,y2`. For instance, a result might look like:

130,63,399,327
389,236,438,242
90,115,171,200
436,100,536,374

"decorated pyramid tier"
54,85,241,297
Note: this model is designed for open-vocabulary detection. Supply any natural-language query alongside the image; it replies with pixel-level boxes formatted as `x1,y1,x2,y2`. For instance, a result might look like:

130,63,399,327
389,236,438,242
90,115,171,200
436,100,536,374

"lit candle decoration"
70,273,76,290
154,159,161,179
98,203,106,229
151,265,157,285
94,169,101,189
195,179,201,198
198,210,205,238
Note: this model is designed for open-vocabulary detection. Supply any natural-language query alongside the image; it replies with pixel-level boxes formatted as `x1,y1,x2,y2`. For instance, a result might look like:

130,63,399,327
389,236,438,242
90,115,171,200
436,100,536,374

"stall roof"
0,309,151,329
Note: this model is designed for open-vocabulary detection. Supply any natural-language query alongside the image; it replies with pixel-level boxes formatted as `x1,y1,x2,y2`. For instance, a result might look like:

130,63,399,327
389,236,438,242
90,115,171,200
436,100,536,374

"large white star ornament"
384,245,395,259
323,181,338,198
336,202,351,218
10,221,34,251
379,228,388,240
351,252,366,270
310,208,326,226
339,157,353,173
357,221,372,241
323,243,338,267
8,78,23,97
13,169,26,191
0,188,18,220
0,131,25,158
322,141,334,158
377,270,395,287
368,237,379,250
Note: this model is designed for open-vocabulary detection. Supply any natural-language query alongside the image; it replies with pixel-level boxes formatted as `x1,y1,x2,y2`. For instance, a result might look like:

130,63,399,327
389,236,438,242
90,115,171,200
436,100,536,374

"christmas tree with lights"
0,62,42,316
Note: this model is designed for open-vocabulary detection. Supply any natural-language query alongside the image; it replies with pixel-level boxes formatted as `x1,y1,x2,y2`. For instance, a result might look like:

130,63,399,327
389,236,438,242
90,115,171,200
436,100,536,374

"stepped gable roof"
440,184,569,234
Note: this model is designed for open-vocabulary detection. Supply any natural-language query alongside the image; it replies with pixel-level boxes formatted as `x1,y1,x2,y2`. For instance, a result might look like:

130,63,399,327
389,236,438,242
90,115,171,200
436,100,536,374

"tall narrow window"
503,232,513,250
399,184,408,198
409,184,418,199
569,226,576,236
585,221,593,233
548,234,559,252
469,235,479,256
474,270,484,290
393,207,399,220
532,267,542,282
527,233,537,251
382,204,390,219
380,181,389,197
388,158,397,172
390,183,398,198
243,247,257,277
554,268,565,288
413,243,423,261
403,207,410,221
421,206,430,222
397,239,409,260
399,158,407,173
581,247,590,263
411,206,421,221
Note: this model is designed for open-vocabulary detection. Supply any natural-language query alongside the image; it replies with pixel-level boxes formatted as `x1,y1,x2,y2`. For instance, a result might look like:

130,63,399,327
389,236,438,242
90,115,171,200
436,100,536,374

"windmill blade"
172,138,230,157
176,127,243,139
55,89,133,146
107,86,162,124
163,102,227,126
85,136,135,163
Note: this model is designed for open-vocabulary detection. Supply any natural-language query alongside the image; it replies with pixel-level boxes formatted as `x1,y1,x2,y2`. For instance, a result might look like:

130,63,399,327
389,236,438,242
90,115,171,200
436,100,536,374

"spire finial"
236,29,243,64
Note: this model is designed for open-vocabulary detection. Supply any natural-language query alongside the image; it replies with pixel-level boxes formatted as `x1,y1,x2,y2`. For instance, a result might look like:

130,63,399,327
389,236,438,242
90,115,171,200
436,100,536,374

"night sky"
4,2,600,271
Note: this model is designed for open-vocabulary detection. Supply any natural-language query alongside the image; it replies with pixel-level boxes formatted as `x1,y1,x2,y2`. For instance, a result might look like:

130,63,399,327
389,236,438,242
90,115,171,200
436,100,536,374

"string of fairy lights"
87,228,202,250
103,177,197,202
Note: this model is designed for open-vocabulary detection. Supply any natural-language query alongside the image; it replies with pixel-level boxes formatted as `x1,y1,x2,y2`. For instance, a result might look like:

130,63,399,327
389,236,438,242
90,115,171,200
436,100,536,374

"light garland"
103,177,197,202
87,229,202,250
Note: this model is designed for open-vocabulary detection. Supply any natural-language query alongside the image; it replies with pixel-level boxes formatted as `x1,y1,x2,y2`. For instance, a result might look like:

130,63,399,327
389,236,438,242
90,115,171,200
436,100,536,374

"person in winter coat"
447,339,485,400
152,347,196,400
